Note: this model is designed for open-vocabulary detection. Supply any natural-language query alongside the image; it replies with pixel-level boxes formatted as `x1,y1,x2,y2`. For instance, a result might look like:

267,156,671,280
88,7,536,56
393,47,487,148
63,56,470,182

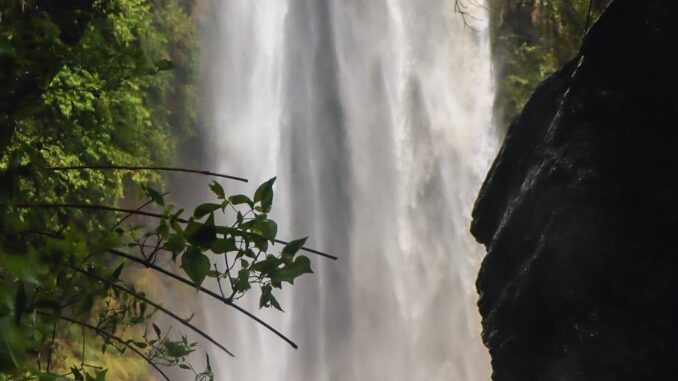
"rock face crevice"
472,0,678,380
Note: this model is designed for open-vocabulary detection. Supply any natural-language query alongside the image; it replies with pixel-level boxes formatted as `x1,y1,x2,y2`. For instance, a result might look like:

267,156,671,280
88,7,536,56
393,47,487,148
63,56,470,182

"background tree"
0,1,332,379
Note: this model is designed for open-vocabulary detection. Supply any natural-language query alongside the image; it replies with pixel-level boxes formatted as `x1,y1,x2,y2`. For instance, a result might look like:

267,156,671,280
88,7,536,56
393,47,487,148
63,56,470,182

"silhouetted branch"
28,229,299,349
46,165,248,182
20,203,338,260
37,312,171,381
68,265,235,357
106,249,300,349
111,192,170,230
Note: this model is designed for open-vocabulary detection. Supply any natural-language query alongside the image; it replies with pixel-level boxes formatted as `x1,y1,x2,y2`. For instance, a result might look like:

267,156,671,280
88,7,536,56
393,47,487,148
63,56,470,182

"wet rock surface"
472,0,678,380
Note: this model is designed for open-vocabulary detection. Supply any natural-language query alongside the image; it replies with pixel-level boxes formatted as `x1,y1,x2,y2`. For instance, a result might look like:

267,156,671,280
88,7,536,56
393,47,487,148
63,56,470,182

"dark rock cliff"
471,0,678,380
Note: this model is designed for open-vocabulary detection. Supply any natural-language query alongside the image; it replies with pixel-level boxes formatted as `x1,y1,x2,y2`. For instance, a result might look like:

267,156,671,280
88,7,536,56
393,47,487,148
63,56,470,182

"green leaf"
229,194,253,207
259,284,283,311
209,181,225,199
252,219,277,241
193,203,221,219
153,323,162,339
71,367,84,380
269,295,283,311
254,177,276,212
211,237,236,254
233,269,250,292
181,246,211,286
250,255,280,276
282,237,308,257
164,234,186,253
112,263,125,280
272,255,313,285
259,284,272,308
185,216,217,248
155,59,175,72
142,185,165,206
163,340,192,358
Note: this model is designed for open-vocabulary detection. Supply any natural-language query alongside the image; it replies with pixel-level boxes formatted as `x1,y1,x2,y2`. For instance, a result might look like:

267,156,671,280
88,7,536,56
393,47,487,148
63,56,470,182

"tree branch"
111,192,170,230
20,203,338,260
105,248,300,349
68,266,235,357
28,229,299,349
37,312,172,381
46,165,248,183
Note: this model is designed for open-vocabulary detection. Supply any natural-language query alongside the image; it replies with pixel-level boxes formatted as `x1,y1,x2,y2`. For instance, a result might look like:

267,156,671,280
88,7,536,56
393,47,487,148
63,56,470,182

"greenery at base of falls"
0,1,316,380
489,0,612,123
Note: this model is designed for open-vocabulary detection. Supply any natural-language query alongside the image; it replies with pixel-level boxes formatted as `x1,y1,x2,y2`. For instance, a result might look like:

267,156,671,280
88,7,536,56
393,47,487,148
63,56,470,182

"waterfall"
198,0,497,379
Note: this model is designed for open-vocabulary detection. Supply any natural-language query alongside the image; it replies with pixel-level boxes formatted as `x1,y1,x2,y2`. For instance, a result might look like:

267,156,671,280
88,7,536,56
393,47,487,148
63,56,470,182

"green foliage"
0,1,317,380
0,165,314,380
2,0,199,204
490,0,612,120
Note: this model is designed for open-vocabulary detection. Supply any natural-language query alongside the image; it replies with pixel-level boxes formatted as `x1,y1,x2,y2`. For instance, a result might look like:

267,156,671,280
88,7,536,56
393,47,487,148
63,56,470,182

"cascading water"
198,0,497,380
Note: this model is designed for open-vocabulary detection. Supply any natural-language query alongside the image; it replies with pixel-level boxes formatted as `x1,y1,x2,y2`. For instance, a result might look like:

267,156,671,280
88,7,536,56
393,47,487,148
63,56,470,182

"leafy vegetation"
0,1,322,380
489,0,613,121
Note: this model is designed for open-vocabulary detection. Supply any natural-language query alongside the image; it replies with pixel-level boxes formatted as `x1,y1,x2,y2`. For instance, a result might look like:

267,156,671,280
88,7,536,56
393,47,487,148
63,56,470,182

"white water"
199,1,497,380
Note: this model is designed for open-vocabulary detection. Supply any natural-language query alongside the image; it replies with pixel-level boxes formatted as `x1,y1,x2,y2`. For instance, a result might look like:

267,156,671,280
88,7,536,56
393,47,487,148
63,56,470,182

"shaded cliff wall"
472,0,678,379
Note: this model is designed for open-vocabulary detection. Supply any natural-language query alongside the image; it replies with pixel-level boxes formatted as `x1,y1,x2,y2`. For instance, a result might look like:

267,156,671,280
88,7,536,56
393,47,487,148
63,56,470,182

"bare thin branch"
112,192,170,230
46,165,248,183
69,266,235,357
38,312,172,381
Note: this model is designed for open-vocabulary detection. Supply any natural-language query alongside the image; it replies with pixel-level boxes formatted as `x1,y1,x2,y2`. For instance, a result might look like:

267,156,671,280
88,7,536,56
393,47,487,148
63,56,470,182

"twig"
68,266,235,357
27,229,299,349
112,192,170,230
105,249,299,349
46,165,248,183
46,322,57,372
38,312,172,381
274,239,338,260
20,203,338,260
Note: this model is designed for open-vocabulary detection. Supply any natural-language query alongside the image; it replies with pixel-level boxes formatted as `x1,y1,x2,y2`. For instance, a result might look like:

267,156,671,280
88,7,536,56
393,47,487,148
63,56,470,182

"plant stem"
106,249,300,349
69,266,235,357
37,312,172,381
20,203,338,260
46,165,248,182
28,229,299,349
